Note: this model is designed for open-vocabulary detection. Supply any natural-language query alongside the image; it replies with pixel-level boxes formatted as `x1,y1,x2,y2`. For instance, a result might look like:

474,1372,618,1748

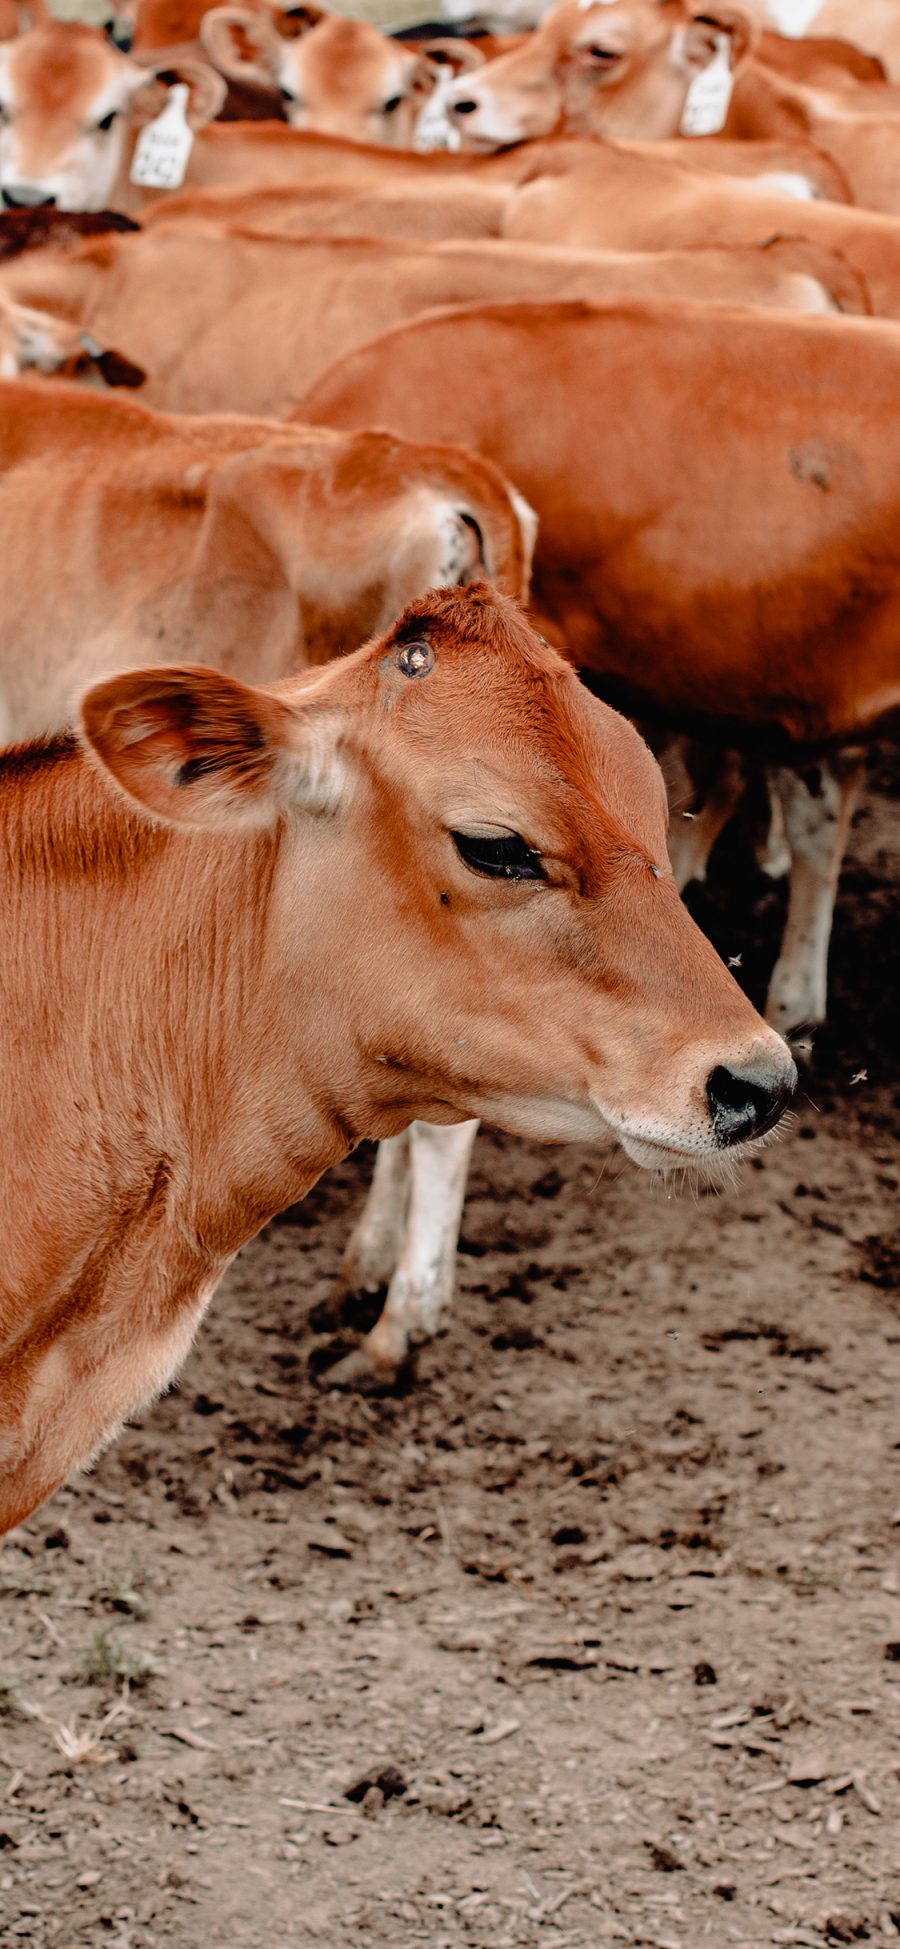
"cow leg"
338,1131,411,1298
758,772,791,880
664,739,747,892
362,1119,480,1374
341,1119,479,1382
765,750,866,1037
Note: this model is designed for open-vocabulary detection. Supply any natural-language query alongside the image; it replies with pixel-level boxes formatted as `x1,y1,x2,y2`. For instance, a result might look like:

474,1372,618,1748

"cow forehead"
571,0,674,40
1,27,135,119
326,593,666,845
294,19,410,98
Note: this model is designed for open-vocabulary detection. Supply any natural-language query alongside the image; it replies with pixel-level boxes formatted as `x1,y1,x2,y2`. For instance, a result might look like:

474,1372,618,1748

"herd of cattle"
0,0,897,1532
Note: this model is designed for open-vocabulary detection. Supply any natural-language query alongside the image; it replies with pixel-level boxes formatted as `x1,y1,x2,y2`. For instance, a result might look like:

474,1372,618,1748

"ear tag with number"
130,82,194,189
680,34,734,137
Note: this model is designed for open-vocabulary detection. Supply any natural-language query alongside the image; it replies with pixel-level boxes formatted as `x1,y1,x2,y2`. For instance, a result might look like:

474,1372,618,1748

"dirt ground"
1,768,898,1949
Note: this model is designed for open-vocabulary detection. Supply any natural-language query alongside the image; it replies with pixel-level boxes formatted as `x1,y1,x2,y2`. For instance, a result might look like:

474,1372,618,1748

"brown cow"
299,296,900,1036
0,380,533,742
501,140,900,316
297,294,896,1378
199,4,443,147
0,15,546,212
443,0,755,148
726,56,900,217
0,17,224,212
0,584,795,1531
0,222,862,420
133,119,851,246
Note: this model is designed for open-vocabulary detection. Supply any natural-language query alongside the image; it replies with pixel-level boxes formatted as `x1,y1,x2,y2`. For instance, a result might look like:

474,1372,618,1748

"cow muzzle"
2,185,57,210
706,1054,796,1148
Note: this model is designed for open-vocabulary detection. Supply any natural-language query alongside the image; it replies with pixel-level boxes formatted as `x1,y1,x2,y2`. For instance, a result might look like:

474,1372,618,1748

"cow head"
0,292,145,382
0,19,223,210
81,584,795,1159
201,4,440,146
445,0,754,148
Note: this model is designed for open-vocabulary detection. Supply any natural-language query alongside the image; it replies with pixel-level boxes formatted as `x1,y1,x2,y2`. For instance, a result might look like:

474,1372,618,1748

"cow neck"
0,735,363,1273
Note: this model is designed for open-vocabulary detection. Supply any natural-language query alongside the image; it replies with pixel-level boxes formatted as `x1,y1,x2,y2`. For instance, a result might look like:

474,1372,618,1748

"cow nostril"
706,1059,796,1148
2,186,57,210
450,98,479,115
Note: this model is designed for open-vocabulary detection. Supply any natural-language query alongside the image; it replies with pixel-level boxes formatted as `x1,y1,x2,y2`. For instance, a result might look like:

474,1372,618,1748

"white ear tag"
130,82,194,189
680,35,734,137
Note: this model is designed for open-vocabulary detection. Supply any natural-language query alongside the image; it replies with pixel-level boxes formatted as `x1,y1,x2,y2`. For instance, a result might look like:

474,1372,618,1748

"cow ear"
133,52,227,127
682,7,755,73
416,36,485,77
264,0,326,41
199,5,283,84
407,51,442,100
80,664,346,831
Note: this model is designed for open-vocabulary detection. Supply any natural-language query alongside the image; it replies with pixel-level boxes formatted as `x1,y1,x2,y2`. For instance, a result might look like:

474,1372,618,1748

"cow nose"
706,1055,796,1147
2,186,56,209
450,97,479,116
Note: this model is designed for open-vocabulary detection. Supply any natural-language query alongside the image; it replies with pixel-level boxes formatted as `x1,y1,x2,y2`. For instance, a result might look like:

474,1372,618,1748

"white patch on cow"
764,0,821,32
340,1131,411,1294
578,0,620,9
509,485,538,585
130,83,193,190
765,755,865,1035
752,171,817,202
435,503,482,584
783,274,837,315
0,58,141,211
282,716,347,818
442,0,550,23
415,70,462,152
362,1120,480,1372
680,35,734,137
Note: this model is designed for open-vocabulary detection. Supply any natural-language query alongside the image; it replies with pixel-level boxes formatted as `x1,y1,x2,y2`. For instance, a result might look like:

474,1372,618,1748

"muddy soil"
1,774,898,1949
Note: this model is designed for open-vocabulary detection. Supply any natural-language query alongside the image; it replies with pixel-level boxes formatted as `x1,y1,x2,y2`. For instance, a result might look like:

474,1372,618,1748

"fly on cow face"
396,639,434,679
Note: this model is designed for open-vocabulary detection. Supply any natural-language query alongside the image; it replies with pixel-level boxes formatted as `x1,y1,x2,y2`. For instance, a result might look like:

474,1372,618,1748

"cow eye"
585,45,621,63
383,93,404,113
280,86,302,104
95,109,120,132
452,831,545,881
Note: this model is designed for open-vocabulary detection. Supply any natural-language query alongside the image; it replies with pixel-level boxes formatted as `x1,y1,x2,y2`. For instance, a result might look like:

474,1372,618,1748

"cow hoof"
321,1345,413,1394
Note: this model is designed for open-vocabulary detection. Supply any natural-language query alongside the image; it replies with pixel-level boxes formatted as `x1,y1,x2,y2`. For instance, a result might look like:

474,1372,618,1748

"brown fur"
298,298,900,746
0,219,865,420
0,380,531,738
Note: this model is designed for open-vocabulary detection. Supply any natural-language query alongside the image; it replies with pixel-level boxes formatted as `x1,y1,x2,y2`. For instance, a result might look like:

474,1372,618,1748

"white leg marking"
765,750,866,1036
757,769,791,880
363,1120,480,1373
339,1132,411,1295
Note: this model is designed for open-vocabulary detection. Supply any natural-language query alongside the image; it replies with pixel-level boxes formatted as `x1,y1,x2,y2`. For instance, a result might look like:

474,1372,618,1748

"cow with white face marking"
444,0,754,149
0,16,223,212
